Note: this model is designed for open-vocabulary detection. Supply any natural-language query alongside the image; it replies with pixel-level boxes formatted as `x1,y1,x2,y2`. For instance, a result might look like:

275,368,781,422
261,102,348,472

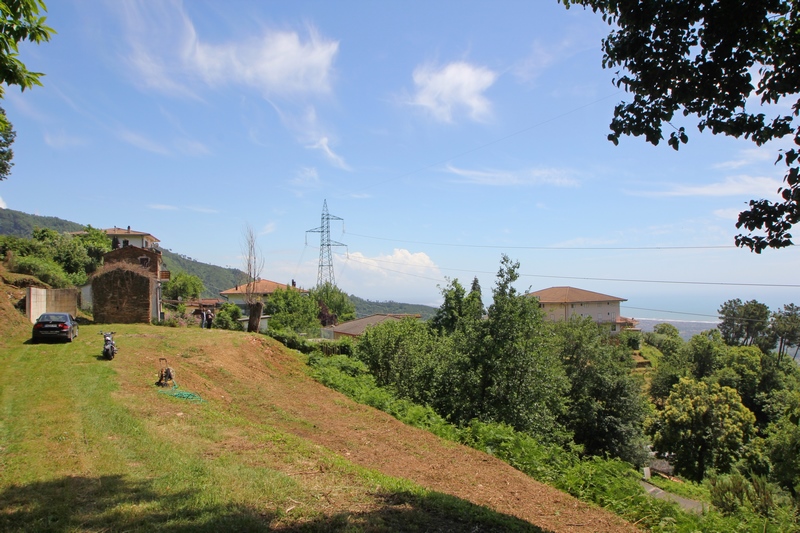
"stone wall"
92,268,153,324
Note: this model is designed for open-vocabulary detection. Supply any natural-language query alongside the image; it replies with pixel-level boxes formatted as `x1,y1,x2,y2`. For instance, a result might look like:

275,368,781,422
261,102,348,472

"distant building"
219,279,307,316
323,313,421,340
88,227,168,323
527,286,637,333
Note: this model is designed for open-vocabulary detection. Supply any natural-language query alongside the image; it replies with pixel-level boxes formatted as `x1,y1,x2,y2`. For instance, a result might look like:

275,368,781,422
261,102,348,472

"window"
139,257,150,268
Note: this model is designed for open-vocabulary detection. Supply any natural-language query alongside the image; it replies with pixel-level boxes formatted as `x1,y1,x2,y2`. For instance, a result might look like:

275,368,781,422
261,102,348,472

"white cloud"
174,138,211,156
445,164,579,187
713,148,776,170
119,1,338,99
288,167,322,197
334,248,444,304
148,204,179,210
308,136,349,170
0,196,6,209
44,131,89,149
117,128,170,155
186,205,218,214
260,222,277,235
410,61,497,122
627,175,782,198
713,207,744,220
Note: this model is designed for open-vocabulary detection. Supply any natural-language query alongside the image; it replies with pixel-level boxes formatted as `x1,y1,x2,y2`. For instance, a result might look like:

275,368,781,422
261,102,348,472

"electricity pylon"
306,200,345,286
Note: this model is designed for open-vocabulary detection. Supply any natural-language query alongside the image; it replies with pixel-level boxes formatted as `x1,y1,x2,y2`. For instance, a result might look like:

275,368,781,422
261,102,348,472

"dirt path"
172,334,639,533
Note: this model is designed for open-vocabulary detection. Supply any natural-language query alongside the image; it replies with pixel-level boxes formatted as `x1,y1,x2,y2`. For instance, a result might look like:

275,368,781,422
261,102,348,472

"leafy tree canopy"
652,378,756,481
0,0,54,102
264,287,319,334
563,0,800,251
308,282,356,326
162,271,205,301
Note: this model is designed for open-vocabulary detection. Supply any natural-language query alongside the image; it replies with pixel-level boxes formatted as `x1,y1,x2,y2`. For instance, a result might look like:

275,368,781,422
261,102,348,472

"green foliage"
348,293,437,320
772,304,800,360
429,277,484,334
355,317,452,408
73,225,111,271
553,317,650,465
0,107,15,180
212,302,243,331
467,256,569,441
653,323,681,338
160,249,244,299
561,0,800,252
0,208,84,238
162,271,205,301
719,299,772,348
308,282,356,324
264,287,319,334
651,378,756,482
12,255,70,287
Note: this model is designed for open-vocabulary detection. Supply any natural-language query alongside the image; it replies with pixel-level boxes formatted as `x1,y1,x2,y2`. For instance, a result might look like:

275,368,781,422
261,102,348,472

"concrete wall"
26,287,47,323
26,287,79,323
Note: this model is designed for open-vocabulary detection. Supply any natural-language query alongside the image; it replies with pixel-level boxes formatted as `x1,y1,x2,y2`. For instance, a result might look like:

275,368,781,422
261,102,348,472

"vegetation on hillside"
349,294,436,320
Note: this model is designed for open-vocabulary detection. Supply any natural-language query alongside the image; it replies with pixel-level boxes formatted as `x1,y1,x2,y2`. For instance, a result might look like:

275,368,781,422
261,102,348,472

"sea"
635,318,720,342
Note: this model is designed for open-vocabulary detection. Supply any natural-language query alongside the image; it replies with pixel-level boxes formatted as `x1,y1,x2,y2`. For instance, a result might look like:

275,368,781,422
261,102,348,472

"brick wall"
92,268,153,324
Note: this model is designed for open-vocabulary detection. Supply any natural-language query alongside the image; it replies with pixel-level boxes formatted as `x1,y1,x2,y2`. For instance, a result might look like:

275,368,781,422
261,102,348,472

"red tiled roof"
103,227,160,242
220,279,306,296
527,286,626,303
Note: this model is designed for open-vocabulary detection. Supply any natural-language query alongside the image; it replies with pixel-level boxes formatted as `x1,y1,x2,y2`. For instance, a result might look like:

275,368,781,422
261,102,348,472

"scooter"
100,331,118,360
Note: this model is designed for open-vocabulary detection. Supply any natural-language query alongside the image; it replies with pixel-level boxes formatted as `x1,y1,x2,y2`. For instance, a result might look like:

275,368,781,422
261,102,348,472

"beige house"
105,226,160,250
219,279,306,315
527,286,637,333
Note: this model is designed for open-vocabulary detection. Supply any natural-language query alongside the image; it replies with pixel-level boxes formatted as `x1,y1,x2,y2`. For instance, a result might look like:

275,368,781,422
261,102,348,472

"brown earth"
115,331,639,533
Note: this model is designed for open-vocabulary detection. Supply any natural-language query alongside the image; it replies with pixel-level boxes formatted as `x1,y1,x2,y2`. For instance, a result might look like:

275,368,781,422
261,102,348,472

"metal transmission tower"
306,200,345,286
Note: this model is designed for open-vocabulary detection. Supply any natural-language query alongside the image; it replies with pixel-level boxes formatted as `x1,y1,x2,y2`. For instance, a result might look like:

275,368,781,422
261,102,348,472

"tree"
430,276,485,335
0,107,15,180
469,255,570,442
308,282,356,326
241,224,265,332
162,271,205,301
263,286,319,334
718,299,772,347
651,378,756,481
553,317,649,465
771,304,800,360
562,0,800,252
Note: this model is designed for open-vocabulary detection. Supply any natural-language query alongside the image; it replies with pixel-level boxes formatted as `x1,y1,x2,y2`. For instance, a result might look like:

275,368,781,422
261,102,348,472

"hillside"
0,274,635,532
349,294,437,320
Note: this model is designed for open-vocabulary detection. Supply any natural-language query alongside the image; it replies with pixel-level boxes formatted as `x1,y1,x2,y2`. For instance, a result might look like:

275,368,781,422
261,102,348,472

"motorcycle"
100,331,118,360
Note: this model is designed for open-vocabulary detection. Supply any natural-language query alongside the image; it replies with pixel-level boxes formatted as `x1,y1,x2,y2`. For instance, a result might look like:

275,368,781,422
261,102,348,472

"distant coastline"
635,318,719,341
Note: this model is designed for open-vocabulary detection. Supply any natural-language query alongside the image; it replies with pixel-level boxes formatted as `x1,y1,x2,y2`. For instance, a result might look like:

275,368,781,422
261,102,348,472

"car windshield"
39,314,68,322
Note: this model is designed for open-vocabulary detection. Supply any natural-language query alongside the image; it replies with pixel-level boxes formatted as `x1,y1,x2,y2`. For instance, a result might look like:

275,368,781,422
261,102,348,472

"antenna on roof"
306,200,345,287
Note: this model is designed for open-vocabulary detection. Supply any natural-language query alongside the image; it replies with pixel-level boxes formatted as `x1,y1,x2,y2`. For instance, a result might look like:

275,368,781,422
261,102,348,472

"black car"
32,313,79,343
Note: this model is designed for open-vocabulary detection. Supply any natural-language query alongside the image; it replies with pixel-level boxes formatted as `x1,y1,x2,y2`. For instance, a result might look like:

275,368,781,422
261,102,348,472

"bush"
12,255,71,287
213,303,244,331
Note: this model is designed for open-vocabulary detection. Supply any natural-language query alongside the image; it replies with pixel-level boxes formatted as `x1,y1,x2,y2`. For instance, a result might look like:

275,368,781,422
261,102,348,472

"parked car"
32,313,79,343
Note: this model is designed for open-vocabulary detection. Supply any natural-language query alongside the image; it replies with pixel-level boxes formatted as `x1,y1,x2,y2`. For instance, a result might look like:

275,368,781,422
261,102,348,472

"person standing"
206,310,214,329
200,309,206,329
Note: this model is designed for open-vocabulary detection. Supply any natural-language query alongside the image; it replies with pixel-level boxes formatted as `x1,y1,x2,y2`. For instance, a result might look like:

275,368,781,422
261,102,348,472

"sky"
2,0,799,321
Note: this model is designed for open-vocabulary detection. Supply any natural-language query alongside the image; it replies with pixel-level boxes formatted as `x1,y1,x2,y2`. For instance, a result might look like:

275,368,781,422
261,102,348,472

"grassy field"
0,322,550,532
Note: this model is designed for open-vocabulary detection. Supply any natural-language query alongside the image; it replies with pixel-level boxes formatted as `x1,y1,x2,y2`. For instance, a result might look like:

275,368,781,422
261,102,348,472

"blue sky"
2,0,799,320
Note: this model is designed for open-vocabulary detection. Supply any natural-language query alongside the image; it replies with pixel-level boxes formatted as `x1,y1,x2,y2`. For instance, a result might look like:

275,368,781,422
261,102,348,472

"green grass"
0,324,543,532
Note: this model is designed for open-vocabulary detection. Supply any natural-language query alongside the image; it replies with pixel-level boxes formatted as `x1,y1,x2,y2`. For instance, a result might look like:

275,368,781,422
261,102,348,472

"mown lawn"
0,323,540,532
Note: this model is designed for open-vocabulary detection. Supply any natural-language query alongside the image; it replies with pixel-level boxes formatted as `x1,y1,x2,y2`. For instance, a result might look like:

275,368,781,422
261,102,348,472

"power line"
346,231,736,251
337,252,800,288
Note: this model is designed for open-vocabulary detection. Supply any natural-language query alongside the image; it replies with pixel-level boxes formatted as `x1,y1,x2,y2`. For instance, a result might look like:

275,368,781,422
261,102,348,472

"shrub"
12,255,71,287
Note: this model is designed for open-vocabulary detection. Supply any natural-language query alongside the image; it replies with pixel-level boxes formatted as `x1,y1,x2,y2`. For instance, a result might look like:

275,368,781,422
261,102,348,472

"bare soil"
127,331,638,533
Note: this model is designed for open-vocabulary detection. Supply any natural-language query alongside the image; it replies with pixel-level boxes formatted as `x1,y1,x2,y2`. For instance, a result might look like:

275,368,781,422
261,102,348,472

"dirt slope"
114,331,638,533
